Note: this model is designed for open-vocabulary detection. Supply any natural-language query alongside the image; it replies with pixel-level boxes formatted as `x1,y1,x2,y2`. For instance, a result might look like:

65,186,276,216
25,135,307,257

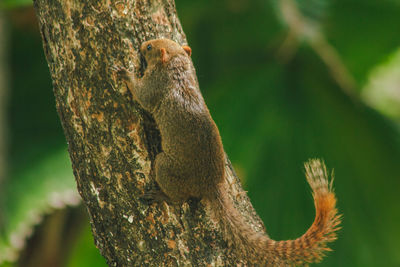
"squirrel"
113,38,341,266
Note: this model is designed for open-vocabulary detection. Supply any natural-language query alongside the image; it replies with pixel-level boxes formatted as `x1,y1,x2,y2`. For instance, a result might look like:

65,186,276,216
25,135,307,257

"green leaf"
0,148,79,264
66,222,107,267
362,48,400,121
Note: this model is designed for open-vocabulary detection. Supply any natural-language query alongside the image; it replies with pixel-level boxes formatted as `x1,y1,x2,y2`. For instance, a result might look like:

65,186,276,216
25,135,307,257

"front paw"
110,65,132,79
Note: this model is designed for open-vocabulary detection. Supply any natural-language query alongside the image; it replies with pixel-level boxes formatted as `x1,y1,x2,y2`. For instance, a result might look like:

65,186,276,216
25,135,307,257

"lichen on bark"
33,0,265,265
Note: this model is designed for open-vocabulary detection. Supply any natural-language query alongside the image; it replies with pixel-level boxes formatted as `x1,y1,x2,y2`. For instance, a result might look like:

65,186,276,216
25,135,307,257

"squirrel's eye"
147,44,152,51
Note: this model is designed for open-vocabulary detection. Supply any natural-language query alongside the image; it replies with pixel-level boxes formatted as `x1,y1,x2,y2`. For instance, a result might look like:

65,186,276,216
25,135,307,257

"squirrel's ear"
161,48,168,63
182,45,192,57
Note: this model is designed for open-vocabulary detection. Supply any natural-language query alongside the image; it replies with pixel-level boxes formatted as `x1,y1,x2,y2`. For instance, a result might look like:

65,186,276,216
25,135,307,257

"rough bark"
33,0,266,265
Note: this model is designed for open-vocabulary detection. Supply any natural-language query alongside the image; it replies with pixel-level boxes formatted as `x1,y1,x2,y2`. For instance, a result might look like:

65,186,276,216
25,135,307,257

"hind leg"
143,152,191,204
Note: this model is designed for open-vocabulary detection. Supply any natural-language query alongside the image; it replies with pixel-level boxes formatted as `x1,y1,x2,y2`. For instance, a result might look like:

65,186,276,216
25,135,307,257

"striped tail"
209,159,341,266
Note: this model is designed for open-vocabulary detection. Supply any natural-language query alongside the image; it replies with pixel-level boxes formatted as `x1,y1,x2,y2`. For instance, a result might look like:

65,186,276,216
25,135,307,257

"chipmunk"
113,38,341,266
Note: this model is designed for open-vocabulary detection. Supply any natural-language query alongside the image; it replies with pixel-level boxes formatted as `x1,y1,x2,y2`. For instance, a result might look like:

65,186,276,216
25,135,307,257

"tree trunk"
33,0,265,265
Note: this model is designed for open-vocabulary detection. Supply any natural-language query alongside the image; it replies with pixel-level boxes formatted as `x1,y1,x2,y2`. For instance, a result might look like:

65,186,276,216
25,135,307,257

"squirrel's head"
140,39,192,67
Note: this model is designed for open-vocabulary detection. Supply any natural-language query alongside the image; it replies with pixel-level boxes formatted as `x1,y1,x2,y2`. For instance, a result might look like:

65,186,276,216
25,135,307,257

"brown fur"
114,38,341,265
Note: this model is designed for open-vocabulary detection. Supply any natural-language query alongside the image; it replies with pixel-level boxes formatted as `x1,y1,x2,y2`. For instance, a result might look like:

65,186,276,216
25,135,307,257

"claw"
110,65,128,75
139,193,157,205
139,186,170,205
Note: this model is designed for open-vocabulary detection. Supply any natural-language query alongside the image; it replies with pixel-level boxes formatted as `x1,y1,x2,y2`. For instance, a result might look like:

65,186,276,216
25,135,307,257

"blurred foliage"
0,0,31,9
324,0,400,86
66,223,108,267
363,48,400,121
1,0,400,266
0,9,91,266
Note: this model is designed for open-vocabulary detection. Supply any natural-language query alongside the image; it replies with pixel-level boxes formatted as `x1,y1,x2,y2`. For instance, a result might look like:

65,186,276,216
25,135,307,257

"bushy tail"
209,159,341,266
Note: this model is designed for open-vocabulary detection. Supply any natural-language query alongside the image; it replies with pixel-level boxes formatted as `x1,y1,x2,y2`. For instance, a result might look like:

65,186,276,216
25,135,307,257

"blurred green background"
1,0,400,266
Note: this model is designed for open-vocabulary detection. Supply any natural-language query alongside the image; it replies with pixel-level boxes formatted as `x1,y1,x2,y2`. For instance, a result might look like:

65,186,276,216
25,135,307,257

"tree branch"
33,0,265,265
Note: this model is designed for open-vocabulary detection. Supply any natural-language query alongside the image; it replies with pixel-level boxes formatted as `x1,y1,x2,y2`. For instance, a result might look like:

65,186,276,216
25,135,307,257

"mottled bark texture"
33,0,266,265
